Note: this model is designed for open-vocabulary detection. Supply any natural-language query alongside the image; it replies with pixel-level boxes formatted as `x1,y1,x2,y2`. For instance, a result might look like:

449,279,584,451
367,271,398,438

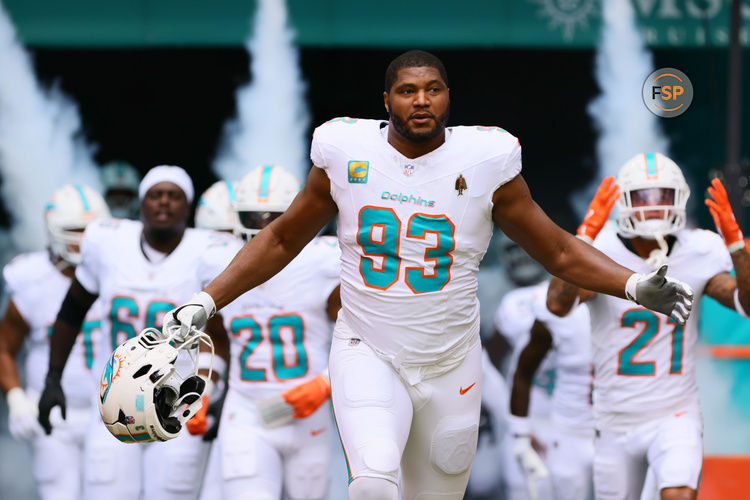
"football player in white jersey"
164,51,693,499
493,280,555,500
0,184,109,500
545,153,750,500
509,282,594,500
195,165,343,500
36,166,231,500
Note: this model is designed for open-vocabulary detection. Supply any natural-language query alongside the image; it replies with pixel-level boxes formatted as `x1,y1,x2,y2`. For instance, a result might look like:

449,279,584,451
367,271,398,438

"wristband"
575,234,594,245
625,273,641,303
728,240,746,254
507,413,531,436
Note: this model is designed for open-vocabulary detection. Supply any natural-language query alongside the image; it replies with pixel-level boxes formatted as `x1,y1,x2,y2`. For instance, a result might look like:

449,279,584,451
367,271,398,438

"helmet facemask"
98,327,214,443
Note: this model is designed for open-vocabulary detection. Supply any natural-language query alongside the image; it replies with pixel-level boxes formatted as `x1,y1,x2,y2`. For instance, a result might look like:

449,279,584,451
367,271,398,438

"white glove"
7,387,43,440
625,265,693,325
512,435,549,500
162,292,216,340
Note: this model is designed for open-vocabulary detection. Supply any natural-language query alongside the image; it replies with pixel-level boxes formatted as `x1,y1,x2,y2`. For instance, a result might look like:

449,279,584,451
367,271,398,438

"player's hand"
37,368,66,435
577,176,620,244
163,292,216,340
706,178,745,252
282,374,331,419
186,394,209,435
625,265,693,324
512,435,549,500
7,387,43,440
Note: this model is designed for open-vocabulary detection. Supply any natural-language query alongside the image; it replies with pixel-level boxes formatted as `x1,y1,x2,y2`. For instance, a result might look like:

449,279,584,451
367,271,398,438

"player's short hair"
384,50,448,93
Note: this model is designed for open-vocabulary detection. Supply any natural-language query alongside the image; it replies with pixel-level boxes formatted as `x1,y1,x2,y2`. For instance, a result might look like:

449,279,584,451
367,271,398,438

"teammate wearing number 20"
546,153,750,500
165,50,693,499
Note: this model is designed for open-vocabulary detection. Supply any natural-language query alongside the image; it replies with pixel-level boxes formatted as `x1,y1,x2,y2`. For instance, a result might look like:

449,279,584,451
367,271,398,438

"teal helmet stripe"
74,184,91,212
226,180,236,203
259,165,273,199
645,153,657,177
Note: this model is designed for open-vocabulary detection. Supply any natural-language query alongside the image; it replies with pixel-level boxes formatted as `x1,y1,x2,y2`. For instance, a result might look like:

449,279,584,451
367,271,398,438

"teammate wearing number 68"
546,153,750,500
164,51,694,499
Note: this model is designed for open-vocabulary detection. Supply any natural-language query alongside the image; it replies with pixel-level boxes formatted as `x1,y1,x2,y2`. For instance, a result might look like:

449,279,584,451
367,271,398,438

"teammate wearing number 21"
546,153,750,500
164,50,693,499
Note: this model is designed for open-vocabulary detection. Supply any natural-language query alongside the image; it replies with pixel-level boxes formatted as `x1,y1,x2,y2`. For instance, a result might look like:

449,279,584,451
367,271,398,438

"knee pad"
430,418,478,475
361,440,401,478
161,443,207,493
221,434,258,480
286,450,328,499
348,476,399,500
85,444,118,484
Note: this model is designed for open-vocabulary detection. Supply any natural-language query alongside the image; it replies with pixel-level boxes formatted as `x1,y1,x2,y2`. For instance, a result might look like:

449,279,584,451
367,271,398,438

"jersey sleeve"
310,129,327,169
701,230,733,276
3,255,34,320
75,221,107,294
492,139,522,193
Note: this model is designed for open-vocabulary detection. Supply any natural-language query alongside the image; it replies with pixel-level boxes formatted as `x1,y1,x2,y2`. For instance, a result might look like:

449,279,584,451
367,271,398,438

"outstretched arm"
206,166,338,310
492,175,630,298
493,175,692,323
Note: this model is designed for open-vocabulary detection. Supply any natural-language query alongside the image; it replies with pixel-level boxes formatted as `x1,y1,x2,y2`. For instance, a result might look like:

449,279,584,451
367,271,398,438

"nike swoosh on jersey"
311,428,326,436
459,382,476,395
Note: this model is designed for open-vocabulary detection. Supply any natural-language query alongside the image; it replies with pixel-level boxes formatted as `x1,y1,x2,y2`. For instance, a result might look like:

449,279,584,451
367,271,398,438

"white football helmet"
45,184,111,265
616,152,690,239
195,180,239,232
233,165,300,240
100,161,141,219
98,326,214,443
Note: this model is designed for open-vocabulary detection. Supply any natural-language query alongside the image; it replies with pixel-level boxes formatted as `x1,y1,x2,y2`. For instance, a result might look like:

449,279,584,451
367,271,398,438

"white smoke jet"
578,0,669,214
213,0,310,183
0,2,101,258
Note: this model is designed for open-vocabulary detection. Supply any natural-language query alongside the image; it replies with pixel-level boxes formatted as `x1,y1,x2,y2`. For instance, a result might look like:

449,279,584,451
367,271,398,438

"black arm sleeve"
49,279,98,372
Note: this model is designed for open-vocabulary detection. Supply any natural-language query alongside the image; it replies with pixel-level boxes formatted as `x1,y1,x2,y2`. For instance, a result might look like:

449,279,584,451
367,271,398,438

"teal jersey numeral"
110,297,138,350
619,309,685,376
109,298,177,350
269,314,308,380
405,214,455,293
80,320,101,369
230,316,266,381
357,207,455,293
231,315,308,382
357,207,401,289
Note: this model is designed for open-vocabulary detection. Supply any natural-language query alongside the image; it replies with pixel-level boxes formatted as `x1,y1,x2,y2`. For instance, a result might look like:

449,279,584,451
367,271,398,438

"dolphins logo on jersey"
100,351,123,404
455,174,467,196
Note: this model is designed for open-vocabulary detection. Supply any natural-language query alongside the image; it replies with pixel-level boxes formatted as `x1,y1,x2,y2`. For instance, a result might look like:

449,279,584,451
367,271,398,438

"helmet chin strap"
645,233,670,268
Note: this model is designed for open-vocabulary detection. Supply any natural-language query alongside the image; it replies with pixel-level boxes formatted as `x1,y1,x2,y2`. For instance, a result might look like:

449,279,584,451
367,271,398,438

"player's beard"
389,105,450,143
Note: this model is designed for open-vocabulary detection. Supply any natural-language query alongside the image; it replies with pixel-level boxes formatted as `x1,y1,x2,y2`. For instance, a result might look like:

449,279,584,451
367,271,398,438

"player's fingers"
596,176,614,196
711,177,728,197
38,406,52,435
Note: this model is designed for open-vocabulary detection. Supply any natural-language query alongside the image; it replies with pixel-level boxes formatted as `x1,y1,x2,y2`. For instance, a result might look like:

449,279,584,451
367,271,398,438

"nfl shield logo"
403,164,415,177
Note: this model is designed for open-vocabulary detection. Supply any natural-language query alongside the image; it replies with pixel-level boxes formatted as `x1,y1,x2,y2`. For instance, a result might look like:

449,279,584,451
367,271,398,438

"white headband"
138,165,194,203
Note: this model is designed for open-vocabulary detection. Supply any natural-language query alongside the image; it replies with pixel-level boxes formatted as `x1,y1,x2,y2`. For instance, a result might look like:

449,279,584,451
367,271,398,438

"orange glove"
577,176,619,244
186,395,208,435
281,374,331,419
706,178,745,252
